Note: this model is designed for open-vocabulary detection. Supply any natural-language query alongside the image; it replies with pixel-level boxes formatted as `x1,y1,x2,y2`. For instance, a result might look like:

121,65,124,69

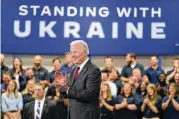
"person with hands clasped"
9,57,26,92
141,84,162,119
162,83,179,119
114,82,140,119
100,82,114,119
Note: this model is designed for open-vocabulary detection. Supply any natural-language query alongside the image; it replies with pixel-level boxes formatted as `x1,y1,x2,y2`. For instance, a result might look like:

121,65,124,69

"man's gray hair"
70,40,89,55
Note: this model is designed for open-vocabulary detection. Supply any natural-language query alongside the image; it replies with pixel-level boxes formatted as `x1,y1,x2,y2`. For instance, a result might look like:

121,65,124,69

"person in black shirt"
46,84,67,119
156,73,167,98
100,82,114,119
114,82,140,119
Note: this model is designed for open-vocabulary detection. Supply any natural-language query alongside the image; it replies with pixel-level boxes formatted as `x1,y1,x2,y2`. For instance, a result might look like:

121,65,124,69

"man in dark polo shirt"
32,55,50,86
145,56,164,84
101,56,120,77
120,53,145,82
1,54,9,82
166,58,179,83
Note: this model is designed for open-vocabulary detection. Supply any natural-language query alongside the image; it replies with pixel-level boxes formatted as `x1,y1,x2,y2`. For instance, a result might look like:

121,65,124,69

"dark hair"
128,52,136,60
104,56,113,61
101,71,109,76
12,57,23,73
52,57,61,64
168,83,178,96
120,82,135,95
136,81,149,94
150,55,159,60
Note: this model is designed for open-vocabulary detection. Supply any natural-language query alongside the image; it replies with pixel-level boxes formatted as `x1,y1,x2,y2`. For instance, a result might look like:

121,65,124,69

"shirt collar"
78,57,89,71
35,97,45,104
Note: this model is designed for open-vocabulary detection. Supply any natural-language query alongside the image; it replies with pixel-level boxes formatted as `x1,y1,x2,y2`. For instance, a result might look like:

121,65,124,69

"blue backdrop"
1,0,179,55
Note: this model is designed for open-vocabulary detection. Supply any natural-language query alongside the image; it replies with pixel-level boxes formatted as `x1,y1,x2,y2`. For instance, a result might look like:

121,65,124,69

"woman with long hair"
21,79,35,105
141,84,162,119
100,82,114,119
114,82,140,119
9,57,26,92
2,80,23,119
136,81,149,119
162,83,179,119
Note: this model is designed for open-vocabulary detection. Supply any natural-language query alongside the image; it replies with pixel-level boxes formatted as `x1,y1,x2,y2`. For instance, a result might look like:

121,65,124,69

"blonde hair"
147,84,158,105
168,83,178,96
6,80,19,99
100,82,112,101
120,82,135,95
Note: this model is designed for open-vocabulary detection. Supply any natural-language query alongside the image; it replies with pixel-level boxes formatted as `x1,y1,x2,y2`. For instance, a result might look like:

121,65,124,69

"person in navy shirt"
32,55,50,87
162,83,179,119
141,84,162,119
50,57,64,83
114,82,140,119
60,52,76,76
166,58,179,84
100,82,115,119
136,81,149,119
1,72,11,93
145,56,164,85
120,53,145,82
1,54,9,83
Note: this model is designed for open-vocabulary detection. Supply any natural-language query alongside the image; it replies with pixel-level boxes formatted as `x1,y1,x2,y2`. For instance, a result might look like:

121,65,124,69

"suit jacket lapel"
41,99,48,119
31,101,35,119
73,60,90,87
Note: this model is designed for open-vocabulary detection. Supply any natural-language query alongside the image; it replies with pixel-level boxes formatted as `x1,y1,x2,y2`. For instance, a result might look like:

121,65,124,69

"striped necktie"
36,102,41,119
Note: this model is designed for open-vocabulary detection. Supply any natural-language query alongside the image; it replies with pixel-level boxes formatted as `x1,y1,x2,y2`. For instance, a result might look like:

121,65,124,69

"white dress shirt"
78,57,89,74
34,98,45,119
67,57,89,94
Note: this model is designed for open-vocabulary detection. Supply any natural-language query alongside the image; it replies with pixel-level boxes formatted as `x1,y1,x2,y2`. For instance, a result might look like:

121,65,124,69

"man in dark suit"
23,83,58,119
55,40,101,119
